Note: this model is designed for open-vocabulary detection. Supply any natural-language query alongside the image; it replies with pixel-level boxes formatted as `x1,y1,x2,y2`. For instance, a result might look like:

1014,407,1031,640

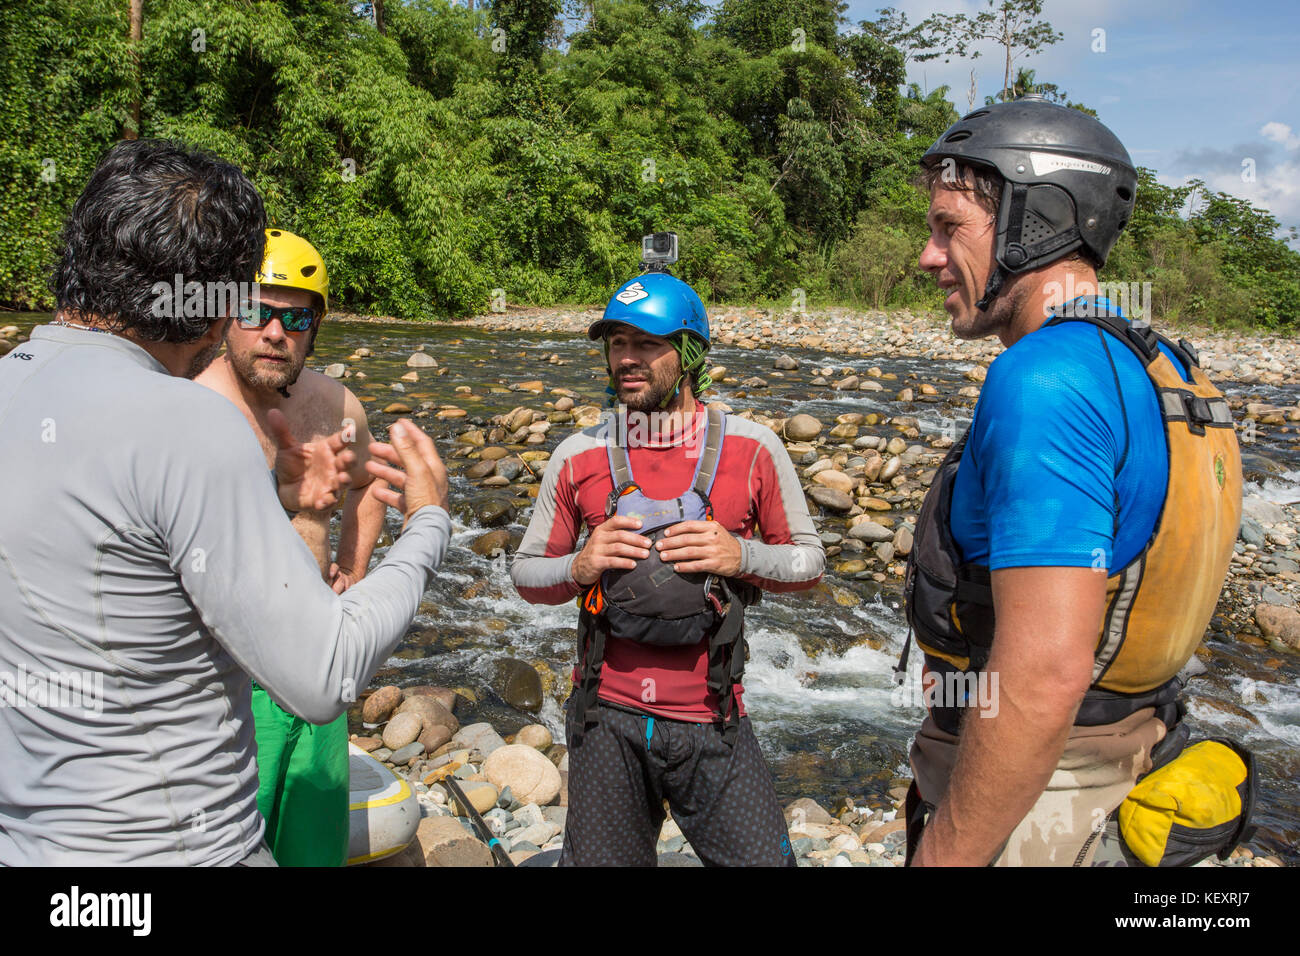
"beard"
184,318,233,380
951,299,1008,340
614,359,681,413
184,340,224,380
227,343,307,392
952,272,1022,341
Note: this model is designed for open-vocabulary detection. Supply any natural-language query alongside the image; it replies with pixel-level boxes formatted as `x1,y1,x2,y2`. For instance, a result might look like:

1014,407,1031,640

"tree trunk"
126,0,143,139
1002,9,1012,102
374,0,385,34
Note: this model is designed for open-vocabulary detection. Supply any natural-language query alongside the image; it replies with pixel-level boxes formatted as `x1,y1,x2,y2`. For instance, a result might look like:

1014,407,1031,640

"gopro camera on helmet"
640,232,678,273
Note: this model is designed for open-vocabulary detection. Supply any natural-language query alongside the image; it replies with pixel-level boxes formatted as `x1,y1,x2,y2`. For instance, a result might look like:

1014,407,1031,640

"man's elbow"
785,545,825,589
512,582,578,606
1002,657,1093,727
269,689,343,726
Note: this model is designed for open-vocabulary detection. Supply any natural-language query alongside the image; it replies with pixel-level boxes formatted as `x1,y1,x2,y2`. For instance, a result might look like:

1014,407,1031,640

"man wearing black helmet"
900,97,1241,866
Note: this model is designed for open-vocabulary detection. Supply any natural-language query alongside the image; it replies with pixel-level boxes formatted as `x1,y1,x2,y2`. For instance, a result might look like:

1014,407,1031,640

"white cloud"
1158,160,1300,240
1261,122,1300,151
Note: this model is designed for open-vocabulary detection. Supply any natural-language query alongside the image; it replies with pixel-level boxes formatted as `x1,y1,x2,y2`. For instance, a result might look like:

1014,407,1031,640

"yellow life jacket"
901,300,1242,733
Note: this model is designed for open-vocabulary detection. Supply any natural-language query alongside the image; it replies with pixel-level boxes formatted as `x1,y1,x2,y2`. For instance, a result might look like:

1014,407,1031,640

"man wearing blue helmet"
511,271,825,866
591,273,714,410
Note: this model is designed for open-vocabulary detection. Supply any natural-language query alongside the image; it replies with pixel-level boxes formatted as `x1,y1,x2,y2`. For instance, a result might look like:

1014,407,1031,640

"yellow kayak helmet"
257,228,329,316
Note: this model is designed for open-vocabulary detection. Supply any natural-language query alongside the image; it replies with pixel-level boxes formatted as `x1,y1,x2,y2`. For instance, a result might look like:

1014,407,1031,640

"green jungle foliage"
2,0,1297,327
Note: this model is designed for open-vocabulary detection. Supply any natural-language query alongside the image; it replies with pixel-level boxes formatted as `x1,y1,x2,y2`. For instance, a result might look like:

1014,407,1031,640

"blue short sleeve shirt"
951,300,1190,573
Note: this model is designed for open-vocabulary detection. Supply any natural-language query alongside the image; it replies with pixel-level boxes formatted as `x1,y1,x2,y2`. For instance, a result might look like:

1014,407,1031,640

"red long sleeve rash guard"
510,405,825,721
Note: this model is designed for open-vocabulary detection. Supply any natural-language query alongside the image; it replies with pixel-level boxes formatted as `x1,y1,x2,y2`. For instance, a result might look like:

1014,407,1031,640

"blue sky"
842,0,1300,237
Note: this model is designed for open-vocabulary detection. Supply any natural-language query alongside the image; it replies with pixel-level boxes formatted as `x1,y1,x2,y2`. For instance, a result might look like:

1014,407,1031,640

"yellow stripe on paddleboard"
348,775,412,812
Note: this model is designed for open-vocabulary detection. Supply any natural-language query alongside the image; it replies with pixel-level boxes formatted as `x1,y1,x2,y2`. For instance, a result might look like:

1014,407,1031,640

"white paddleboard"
347,742,420,865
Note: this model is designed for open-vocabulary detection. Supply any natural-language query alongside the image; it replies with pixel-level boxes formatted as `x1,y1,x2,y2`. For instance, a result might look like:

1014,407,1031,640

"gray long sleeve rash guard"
0,326,450,865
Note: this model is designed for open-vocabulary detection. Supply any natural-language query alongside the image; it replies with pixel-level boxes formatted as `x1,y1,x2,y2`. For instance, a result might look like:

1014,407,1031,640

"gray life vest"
574,406,758,743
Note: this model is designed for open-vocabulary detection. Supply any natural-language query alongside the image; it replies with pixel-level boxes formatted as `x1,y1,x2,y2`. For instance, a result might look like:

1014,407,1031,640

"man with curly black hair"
0,139,452,865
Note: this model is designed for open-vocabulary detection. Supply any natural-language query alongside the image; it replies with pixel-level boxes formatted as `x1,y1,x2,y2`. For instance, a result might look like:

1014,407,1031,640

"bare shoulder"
294,367,344,402
296,369,367,422
283,368,349,441
193,355,242,405
339,382,370,424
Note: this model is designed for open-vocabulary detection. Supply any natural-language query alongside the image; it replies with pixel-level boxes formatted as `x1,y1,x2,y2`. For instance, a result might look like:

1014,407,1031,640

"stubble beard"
228,345,307,393
184,317,233,380
952,273,1020,341
184,340,224,380
615,361,679,414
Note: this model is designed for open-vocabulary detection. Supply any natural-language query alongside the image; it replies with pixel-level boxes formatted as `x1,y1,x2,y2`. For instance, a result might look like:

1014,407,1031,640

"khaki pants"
908,708,1167,866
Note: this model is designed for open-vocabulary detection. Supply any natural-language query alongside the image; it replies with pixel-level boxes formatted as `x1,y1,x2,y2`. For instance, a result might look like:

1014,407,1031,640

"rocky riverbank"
324,305,1295,867
321,306,1300,638
330,304,1300,659
355,681,1283,868
351,680,925,867
434,304,1300,387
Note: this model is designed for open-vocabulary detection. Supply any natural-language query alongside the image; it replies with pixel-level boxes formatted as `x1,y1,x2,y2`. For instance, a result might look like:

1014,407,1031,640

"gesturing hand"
656,520,742,576
269,408,355,513
364,419,449,524
328,563,361,594
571,515,652,587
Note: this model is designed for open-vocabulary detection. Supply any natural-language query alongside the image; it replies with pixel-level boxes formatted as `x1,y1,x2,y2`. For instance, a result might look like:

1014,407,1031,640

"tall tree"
908,0,1062,104
712,0,845,56
491,0,564,68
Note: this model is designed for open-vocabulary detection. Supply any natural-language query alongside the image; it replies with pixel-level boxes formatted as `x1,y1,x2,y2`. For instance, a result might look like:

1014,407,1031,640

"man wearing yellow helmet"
197,228,387,866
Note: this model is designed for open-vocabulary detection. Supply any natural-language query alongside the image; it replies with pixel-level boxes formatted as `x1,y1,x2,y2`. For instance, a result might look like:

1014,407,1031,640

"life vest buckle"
1185,395,1214,426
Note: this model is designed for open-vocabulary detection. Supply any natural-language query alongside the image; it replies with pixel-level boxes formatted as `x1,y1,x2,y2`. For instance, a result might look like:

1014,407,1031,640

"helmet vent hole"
944,130,972,143
301,265,317,277
1023,210,1052,243
269,230,282,237
1117,186,1133,202
966,110,990,119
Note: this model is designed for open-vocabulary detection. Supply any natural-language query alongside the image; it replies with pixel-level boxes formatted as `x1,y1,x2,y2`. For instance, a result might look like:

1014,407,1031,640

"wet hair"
916,160,1003,216
52,139,266,343
917,160,1100,268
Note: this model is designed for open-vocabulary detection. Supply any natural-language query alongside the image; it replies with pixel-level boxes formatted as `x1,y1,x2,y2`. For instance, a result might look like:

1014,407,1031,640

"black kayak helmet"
920,95,1138,310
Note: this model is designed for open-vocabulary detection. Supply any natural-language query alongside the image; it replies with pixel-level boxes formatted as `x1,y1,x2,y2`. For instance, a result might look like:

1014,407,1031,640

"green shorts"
251,682,349,867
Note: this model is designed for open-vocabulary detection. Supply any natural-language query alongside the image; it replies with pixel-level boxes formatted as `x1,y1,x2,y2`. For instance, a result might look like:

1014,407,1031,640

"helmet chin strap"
975,264,1008,312
601,334,709,409
659,376,683,410
277,363,305,401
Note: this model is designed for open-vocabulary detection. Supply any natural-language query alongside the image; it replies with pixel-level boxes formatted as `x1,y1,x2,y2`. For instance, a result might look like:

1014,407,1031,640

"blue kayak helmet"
588,273,713,407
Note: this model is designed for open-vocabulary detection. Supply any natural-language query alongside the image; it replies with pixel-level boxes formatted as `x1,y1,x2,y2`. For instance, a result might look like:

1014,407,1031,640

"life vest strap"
604,405,727,499
1045,298,1161,366
692,407,727,499
1157,388,1233,433
575,407,746,742
573,599,609,741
